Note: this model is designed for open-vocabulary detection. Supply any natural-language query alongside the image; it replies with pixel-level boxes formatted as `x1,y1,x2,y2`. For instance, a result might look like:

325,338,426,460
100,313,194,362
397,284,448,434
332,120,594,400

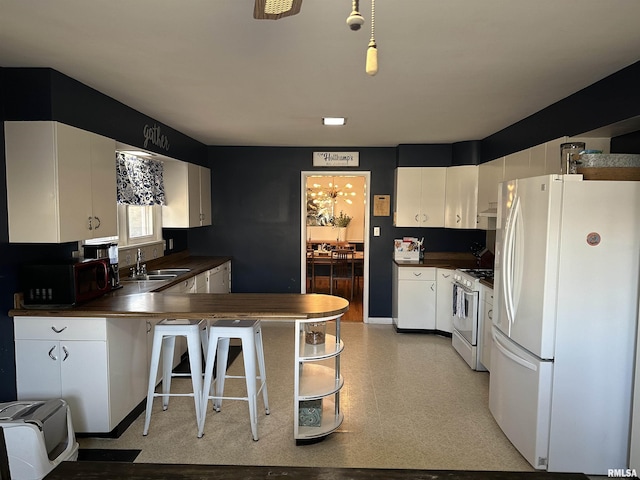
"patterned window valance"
116,153,165,206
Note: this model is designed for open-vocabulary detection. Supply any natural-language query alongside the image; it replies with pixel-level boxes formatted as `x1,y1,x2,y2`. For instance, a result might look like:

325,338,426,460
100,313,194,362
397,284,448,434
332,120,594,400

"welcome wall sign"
313,152,359,167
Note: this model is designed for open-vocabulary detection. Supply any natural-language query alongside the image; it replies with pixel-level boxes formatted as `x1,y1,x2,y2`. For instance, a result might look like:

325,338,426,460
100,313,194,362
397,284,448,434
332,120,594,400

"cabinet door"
435,268,454,333
56,123,94,242
477,158,504,230
195,271,209,293
394,168,422,226
89,132,117,238
397,280,435,330
15,340,62,400
419,168,446,227
187,163,202,227
208,263,231,293
61,340,109,432
445,166,478,229
199,166,212,226
395,267,436,330
504,149,530,181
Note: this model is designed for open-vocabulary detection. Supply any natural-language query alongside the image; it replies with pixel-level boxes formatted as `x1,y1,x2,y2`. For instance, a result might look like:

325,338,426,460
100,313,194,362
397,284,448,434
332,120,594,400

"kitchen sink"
122,273,178,282
146,268,191,275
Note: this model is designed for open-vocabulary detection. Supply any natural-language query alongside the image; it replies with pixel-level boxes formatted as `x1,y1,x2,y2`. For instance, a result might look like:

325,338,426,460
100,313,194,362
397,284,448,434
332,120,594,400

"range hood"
479,202,497,217
478,207,497,217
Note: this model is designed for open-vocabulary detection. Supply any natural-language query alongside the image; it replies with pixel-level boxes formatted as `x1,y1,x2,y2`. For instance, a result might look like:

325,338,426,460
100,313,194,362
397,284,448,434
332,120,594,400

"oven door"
452,282,479,346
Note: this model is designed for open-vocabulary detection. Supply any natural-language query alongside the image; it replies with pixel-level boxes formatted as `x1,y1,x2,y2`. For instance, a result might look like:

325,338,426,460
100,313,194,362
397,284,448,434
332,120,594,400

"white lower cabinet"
435,268,454,333
194,261,231,293
208,262,231,293
14,317,147,433
294,315,344,442
392,264,436,330
480,286,494,371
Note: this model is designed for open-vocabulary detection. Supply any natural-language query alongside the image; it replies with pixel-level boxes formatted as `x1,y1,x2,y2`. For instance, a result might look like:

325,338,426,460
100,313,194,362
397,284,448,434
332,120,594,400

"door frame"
300,171,370,323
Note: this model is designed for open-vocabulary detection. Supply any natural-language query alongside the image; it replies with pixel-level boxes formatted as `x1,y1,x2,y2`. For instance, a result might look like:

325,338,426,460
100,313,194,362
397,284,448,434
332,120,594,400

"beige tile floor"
79,322,533,471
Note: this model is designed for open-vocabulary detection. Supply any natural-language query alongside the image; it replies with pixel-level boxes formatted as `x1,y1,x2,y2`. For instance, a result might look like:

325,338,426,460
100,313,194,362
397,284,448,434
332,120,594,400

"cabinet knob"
87,216,93,230
62,346,69,361
488,309,493,320
51,325,67,334
422,213,428,223
414,214,419,222
48,346,57,361
456,214,461,223
93,216,101,229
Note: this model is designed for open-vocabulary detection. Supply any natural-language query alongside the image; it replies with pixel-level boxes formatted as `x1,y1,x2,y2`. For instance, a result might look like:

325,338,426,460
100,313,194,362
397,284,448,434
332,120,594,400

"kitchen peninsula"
9,254,349,439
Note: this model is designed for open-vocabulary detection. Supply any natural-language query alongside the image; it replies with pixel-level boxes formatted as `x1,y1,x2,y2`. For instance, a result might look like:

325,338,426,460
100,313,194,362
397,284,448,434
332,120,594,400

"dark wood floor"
308,276,363,322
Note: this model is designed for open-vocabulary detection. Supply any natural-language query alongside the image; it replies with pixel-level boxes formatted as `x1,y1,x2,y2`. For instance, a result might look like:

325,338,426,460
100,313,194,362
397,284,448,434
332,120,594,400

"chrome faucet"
130,248,147,278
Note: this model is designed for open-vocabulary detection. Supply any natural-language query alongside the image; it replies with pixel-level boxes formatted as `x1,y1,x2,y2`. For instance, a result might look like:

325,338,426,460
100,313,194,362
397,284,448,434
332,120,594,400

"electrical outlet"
373,226,381,237
168,238,174,250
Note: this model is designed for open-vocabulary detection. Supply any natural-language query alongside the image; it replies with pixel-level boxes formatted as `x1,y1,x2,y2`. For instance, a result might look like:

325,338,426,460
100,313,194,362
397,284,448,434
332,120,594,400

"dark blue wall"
481,61,640,162
188,146,485,318
2,61,640,401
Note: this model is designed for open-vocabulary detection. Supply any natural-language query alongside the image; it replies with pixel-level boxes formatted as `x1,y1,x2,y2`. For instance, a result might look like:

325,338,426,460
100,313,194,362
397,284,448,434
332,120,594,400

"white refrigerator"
489,174,640,475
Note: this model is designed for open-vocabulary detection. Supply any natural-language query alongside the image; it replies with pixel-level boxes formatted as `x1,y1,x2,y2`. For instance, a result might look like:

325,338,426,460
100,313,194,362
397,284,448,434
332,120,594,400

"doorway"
300,171,370,322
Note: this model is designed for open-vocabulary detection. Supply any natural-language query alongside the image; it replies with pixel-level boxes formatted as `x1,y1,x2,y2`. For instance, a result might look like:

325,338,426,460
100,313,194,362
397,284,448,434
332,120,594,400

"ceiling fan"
253,0,302,20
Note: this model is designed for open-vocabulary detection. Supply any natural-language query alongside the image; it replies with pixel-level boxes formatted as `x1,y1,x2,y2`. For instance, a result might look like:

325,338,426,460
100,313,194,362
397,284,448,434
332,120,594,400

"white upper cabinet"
503,149,530,181
394,167,446,227
4,121,116,243
162,161,212,228
444,165,478,229
477,157,504,230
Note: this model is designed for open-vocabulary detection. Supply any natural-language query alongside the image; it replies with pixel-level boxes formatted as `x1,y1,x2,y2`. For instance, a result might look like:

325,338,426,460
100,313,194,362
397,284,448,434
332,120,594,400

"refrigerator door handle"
503,196,519,326
492,329,537,372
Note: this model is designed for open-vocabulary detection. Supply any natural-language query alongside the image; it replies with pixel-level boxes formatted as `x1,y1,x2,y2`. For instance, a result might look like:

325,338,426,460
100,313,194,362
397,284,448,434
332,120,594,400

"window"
127,205,154,239
118,204,162,246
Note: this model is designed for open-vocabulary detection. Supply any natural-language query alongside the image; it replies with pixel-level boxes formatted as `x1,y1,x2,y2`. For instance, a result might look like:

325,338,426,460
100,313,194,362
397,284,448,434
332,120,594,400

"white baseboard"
364,317,392,325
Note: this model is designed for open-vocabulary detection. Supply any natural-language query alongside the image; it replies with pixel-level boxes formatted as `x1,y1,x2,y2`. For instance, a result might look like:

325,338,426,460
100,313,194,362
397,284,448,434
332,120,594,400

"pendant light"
346,0,364,30
365,0,377,76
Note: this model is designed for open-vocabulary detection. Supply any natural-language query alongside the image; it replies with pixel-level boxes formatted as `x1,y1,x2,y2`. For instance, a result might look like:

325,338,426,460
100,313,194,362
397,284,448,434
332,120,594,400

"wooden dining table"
307,250,364,265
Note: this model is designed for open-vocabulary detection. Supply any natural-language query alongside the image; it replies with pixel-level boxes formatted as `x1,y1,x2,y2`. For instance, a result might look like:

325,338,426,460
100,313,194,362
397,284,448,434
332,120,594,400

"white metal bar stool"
143,318,205,436
198,319,269,440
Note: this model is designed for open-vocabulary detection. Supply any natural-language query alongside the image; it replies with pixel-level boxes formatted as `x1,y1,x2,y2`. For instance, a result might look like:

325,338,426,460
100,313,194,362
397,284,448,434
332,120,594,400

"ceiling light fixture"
346,0,364,31
323,117,346,126
118,150,156,157
365,0,378,76
254,0,302,20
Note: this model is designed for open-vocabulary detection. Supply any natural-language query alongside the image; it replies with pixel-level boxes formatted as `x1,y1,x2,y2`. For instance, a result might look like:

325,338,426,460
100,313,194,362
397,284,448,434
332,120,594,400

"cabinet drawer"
397,267,435,281
15,317,107,341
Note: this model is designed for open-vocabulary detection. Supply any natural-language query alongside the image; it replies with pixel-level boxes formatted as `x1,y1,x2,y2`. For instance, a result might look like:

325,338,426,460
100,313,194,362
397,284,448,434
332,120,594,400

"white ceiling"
1,1,640,148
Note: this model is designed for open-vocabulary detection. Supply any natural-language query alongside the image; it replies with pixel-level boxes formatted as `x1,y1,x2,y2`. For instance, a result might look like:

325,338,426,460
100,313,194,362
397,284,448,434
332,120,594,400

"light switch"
373,226,381,237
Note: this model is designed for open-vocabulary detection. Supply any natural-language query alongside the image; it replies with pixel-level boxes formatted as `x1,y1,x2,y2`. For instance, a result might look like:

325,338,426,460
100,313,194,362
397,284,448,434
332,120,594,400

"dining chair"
306,244,315,292
330,249,355,300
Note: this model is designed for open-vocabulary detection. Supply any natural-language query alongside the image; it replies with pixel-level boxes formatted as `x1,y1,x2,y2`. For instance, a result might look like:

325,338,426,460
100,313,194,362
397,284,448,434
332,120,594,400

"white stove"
451,268,493,371
454,268,494,286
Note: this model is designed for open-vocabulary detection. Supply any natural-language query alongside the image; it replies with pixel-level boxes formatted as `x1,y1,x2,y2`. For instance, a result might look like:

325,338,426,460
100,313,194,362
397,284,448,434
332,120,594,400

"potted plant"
333,211,352,227
332,211,352,241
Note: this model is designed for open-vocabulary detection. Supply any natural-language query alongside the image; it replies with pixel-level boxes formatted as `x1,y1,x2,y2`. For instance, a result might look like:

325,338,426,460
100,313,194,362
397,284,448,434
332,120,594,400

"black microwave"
21,258,112,307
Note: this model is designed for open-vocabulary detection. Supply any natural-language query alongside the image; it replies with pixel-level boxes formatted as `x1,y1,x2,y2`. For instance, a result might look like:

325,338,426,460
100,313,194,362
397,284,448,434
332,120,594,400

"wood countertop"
11,293,349,320
10,252,349,320
394,252,480,269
